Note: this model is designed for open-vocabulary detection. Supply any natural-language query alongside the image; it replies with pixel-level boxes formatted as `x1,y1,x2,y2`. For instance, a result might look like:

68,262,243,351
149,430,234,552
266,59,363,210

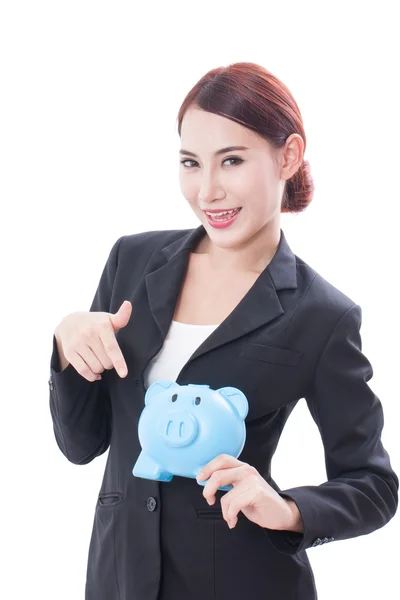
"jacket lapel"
142,224,298,370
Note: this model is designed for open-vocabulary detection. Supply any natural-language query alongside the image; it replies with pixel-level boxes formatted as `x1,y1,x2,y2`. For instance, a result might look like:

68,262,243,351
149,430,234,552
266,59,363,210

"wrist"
278,499,304,533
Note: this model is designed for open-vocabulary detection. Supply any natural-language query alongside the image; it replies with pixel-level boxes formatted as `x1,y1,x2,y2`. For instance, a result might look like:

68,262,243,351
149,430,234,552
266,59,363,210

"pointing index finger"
100,326,128,377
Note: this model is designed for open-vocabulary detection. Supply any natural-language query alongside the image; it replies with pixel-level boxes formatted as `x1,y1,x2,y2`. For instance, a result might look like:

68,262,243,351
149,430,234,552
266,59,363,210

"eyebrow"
179,145,250,158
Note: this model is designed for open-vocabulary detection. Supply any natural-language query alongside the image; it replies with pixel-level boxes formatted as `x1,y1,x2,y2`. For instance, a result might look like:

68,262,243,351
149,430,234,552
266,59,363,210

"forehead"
180,107,265,151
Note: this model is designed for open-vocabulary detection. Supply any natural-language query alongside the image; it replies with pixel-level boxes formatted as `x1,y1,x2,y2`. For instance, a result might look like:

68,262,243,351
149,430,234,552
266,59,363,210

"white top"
143,320,220,390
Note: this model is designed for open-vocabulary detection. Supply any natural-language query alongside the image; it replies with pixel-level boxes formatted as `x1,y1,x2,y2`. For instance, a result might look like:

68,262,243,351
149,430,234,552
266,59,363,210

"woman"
49,62,399,600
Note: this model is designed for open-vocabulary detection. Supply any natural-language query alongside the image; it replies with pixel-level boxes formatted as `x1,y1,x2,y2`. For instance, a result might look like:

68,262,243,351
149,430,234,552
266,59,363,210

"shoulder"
122,227,189,246
293,253,359,329
109,228,194,279
117,227,191,261
120,227,189,249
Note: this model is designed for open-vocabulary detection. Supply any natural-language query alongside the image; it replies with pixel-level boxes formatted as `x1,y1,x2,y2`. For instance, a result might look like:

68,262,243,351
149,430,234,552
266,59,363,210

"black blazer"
48,224,399,600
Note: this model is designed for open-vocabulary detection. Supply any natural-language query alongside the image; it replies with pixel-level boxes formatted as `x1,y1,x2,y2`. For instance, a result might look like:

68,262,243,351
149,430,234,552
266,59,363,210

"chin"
207,228,250,248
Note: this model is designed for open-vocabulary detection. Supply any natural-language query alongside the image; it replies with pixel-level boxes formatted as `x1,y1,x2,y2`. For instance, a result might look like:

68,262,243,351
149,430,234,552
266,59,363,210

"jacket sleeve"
48,235,125,465
264,303,399,554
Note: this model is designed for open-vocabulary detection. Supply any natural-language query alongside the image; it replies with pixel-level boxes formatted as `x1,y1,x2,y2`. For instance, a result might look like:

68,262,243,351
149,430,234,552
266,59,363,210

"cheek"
246,173,279,210
245,167,269,195
227,166,265,199
179,177,197,201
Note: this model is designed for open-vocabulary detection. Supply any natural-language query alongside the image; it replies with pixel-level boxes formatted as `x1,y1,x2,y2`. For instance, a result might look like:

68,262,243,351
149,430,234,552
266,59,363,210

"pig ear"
145,380,180,406
217,386,249,420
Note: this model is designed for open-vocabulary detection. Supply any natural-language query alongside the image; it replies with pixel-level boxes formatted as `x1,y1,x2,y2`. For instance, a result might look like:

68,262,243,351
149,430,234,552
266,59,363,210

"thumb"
109,300,132,332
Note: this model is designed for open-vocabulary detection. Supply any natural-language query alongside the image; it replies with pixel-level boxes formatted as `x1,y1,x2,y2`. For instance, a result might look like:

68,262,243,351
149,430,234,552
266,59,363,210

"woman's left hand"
196,454,298,530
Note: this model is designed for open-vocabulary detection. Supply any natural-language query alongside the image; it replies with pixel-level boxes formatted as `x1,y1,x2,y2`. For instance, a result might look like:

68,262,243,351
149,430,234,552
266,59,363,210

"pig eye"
195,397,201,405
171,394,178,402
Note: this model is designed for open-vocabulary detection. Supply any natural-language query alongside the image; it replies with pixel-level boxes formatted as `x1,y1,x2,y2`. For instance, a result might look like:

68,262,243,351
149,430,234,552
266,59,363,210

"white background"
1,1,399,598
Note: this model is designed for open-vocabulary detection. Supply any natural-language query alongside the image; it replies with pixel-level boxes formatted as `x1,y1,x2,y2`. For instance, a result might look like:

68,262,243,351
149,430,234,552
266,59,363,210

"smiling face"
179,107,301,256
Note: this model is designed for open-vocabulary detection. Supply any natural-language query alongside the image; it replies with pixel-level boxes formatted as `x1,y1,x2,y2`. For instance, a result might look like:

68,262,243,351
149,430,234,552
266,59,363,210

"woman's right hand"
54,300,133,382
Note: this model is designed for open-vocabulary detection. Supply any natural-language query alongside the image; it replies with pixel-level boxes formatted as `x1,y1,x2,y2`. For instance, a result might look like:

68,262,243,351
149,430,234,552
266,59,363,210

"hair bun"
281,159,315,213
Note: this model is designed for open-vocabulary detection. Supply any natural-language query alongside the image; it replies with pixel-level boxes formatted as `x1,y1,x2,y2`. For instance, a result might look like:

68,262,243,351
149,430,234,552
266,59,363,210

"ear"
217,386,249,420
145,379,180,406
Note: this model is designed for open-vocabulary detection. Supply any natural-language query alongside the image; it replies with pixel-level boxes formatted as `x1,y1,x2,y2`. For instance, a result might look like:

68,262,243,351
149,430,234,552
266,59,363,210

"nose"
198,172,224,204
159,411,199,448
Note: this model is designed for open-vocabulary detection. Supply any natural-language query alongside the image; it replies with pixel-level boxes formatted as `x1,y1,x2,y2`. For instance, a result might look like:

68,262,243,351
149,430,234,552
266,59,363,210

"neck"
196,221,281,275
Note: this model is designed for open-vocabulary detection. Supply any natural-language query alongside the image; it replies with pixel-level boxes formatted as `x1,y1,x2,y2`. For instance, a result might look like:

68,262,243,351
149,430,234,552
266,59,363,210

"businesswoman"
49,62,399,600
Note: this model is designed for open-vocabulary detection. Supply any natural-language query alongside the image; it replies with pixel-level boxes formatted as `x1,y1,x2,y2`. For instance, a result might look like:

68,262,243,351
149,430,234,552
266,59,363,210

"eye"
223,157,243,166
180,157,243,168
171,394,178,402
180,159,197,168
194,397,201,405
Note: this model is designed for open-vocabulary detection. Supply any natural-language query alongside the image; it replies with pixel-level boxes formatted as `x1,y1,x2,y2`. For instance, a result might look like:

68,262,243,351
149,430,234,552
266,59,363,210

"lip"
203,207,241,213
205,207,242,229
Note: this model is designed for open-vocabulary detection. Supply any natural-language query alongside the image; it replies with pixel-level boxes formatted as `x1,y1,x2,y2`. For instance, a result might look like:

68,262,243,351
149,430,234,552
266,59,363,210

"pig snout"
158,411,199,448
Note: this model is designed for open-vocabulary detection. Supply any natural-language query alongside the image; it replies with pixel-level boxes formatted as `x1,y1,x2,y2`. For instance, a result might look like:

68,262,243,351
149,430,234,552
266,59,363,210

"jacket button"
147,497,157,512
312,538,322,547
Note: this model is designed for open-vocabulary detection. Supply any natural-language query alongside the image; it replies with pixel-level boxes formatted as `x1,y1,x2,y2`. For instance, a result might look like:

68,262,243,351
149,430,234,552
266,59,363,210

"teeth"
206,208,239,217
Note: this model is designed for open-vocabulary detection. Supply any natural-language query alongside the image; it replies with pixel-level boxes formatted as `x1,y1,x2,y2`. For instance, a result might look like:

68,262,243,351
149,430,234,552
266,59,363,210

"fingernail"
197,472,205,481
119,368,127,377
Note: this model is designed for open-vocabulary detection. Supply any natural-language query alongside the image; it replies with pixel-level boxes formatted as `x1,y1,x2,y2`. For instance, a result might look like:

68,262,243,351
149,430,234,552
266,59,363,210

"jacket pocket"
237,343,303,366
196,507,245,520
97,491,125,507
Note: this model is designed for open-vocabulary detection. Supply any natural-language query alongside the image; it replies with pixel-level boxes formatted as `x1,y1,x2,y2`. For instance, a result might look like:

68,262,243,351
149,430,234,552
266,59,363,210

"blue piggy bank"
132,380,249,492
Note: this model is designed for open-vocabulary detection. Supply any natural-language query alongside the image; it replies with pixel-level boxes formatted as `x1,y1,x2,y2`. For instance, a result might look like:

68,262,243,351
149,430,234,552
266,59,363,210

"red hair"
176,62,314,213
